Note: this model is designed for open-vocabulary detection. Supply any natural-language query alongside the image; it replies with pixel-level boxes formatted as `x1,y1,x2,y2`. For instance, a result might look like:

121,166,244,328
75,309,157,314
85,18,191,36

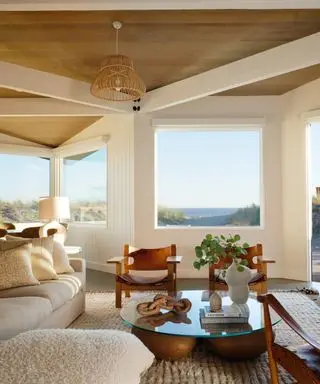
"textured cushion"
116,272,169,286
0,297,52,340
6,235,58,281
0,273,82,310
0,244,39,291
52,241,74,274
0,329,155,384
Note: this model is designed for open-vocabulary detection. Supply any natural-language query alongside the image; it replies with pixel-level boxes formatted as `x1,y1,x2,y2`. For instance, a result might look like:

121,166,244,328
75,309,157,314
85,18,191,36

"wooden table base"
132,327,269,361
132,327,197,360
205,329,268,360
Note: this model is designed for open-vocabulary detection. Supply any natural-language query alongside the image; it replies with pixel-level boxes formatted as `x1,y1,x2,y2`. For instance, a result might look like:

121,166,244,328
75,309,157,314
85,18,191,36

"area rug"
70,292,320,384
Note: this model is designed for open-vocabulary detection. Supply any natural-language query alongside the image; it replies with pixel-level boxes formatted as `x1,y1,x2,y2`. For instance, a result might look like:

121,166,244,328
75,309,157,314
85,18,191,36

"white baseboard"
86,261,115,274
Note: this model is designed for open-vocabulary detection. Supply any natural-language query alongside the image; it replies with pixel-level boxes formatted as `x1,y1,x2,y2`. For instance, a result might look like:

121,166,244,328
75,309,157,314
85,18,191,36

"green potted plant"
194,234,251,304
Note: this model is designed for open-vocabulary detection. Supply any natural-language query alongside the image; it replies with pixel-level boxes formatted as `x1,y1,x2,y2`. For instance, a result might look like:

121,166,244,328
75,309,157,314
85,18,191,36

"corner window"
0,154,50,223
62,147,107,224
155,129,261,227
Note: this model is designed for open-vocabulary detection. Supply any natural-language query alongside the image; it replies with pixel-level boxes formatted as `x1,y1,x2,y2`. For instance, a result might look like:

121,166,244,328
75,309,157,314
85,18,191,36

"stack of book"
200,304,249,325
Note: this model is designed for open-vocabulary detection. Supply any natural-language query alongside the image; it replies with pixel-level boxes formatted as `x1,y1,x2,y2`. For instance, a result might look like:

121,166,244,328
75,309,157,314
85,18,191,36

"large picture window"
155,129,261,227
62,147,107,224
0,154,50,223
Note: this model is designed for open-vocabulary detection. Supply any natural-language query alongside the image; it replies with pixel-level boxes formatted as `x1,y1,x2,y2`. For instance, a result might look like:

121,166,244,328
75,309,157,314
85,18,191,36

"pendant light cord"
116,28,119,55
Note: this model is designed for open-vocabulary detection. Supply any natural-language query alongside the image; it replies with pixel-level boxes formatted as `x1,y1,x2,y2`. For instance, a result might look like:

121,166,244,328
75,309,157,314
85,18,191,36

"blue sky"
1,124,320,206
0,148,106,202
156,130,261,208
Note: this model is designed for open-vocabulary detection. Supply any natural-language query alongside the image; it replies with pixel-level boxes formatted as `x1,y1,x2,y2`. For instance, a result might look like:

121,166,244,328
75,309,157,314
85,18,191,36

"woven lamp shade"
91,54,146,102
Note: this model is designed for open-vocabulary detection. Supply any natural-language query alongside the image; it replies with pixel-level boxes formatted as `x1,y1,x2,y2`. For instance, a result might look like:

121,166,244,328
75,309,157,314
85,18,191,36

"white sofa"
0,258,86,340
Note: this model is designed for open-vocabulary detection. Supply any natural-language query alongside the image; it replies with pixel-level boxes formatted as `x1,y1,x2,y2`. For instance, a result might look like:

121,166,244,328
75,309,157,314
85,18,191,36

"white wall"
281,78,320,281
134,96,284,278
63,115,135,272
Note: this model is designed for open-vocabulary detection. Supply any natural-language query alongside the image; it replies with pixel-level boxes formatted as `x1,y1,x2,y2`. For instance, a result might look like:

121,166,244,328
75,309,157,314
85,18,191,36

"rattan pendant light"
91,21,146,102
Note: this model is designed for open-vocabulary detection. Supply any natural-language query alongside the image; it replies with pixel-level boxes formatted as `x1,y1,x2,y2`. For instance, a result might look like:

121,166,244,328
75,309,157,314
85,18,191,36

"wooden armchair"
258,294,320,384
209,244,275,294
108,244,182,308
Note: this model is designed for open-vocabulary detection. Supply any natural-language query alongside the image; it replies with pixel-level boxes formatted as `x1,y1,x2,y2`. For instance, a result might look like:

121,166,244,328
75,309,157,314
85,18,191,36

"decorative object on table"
38,196,70,244
225,259,252,304
200,303,249,324
107,244,182,308
194,234,251,303
258,294,320,384
137,294,192,316
209,291,222,312
90,21,146,102
137,311,192,328
194,234,275,298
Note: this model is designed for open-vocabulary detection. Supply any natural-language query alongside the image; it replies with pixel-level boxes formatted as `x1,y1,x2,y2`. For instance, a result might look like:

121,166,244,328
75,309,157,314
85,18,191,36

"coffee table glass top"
120,290,280,338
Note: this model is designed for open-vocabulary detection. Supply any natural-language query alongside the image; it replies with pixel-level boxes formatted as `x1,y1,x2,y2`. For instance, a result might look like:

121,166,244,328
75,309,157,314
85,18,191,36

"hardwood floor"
86,269,320,292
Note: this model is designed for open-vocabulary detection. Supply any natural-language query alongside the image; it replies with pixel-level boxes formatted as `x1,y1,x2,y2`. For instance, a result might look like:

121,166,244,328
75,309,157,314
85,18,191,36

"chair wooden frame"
209,244,275,294
258,294,320,384
0,228,7,238
108,244,182,308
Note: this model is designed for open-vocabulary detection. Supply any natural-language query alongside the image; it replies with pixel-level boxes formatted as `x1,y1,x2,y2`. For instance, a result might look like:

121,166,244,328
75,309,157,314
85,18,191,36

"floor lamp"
39,197,70,244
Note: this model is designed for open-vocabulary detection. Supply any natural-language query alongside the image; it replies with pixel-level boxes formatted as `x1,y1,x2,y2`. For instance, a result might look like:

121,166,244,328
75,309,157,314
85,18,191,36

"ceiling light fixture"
90,21,146,102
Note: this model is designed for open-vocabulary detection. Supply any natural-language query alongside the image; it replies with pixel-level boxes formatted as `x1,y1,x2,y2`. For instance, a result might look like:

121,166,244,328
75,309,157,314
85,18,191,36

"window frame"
57,137,109,228
0,144,53,224
153,118,264,230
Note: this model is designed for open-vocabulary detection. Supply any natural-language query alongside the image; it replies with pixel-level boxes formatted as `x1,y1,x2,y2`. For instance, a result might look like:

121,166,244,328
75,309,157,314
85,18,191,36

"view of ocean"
172,207,238,218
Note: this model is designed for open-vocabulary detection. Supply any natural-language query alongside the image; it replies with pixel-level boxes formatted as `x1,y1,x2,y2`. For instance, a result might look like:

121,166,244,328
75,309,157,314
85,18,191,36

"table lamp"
39,197,70,243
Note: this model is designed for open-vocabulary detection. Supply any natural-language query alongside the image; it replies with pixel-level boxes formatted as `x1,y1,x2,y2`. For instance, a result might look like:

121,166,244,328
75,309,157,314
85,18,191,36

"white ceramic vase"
225,259,251,304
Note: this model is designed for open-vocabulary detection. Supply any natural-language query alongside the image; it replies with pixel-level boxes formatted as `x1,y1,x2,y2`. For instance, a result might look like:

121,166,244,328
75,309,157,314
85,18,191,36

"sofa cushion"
0,297,52,340
0,273,82,310
0,243,39,291
6,235,58,281
0,329,155,384
52,241,74,274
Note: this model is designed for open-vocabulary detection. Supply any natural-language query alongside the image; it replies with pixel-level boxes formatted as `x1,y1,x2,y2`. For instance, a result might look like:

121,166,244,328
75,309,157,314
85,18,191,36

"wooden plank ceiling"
217,64,320,96
0,88,41,98
0,10,319,95
0,116,102,147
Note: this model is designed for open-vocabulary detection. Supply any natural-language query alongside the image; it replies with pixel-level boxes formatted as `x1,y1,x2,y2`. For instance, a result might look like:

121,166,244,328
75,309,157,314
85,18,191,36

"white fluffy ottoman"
0,329,154,384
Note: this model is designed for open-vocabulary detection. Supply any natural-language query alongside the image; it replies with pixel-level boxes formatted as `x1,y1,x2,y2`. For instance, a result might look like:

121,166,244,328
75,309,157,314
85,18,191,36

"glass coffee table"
121,290,280,360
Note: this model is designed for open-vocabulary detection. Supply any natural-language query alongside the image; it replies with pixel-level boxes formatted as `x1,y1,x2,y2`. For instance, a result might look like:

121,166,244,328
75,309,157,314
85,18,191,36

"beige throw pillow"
52,241,74,274
0,243,40,290
5,236,58,281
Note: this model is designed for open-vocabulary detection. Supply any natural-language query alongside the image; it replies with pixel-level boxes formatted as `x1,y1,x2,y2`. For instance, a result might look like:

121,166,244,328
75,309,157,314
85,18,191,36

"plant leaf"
237,265,245,272
193,261,201,270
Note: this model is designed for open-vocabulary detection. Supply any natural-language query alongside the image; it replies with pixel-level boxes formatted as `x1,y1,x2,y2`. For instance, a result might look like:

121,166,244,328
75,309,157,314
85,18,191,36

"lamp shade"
39,197,70,220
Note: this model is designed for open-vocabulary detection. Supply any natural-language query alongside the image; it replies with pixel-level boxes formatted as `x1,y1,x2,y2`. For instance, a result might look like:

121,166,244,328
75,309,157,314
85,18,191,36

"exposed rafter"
0,0,319,10
0,98,107,117
142,32,320,113
0,62,132,113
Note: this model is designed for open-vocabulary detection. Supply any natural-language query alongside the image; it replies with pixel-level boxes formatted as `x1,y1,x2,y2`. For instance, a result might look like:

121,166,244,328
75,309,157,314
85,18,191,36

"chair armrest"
262,260,276,264
107,256,125,264
167,256,183,263
69,258,86,273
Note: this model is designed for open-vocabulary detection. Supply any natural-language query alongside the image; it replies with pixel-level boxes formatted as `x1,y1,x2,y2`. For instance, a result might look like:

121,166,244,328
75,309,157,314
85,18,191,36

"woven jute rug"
70,292,320,384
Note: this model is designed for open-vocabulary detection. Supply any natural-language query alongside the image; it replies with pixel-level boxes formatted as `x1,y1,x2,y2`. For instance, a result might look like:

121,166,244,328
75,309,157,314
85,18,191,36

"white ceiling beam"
0,62,132,114
142,32,320,113
0,0,319,10
0,98,109,117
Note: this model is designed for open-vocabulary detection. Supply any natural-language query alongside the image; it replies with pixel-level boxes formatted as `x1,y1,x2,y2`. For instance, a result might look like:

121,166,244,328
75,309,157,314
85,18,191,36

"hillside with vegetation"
158,204,260,227
0,199,106,223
